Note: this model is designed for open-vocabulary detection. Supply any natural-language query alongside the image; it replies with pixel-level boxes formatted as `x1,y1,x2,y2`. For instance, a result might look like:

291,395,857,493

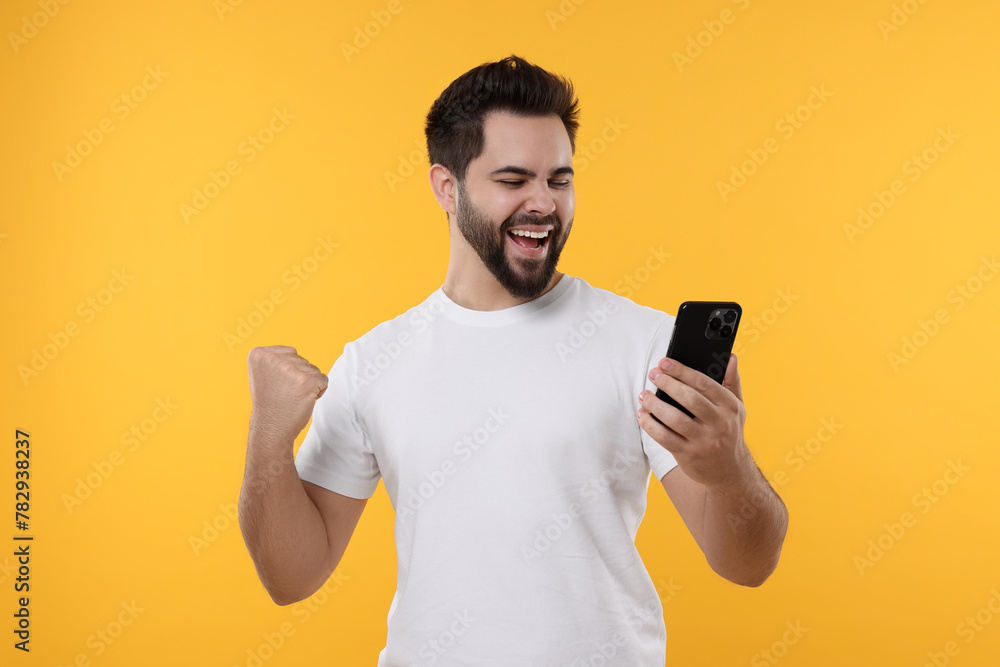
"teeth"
510,229,549,239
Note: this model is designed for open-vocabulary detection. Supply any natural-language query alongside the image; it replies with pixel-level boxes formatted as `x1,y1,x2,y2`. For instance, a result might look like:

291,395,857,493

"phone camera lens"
720,325,732,338
724,310,736,323
709,317,722,330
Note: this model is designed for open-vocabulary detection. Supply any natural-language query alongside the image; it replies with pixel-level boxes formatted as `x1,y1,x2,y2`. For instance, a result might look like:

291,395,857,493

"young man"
239,55,787,665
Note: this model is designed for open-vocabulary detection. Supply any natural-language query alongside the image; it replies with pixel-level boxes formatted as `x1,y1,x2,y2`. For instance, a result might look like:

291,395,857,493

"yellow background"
3,0,999,664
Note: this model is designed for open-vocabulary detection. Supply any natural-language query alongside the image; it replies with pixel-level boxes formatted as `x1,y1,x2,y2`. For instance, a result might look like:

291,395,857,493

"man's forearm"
238,422,332,604
701,461,788,587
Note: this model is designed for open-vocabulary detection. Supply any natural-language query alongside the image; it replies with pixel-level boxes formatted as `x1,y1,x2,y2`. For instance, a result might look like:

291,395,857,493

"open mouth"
507,228,551,253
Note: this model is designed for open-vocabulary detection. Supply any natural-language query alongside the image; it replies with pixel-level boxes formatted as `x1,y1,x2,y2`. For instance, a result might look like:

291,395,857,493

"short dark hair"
424,55,580,184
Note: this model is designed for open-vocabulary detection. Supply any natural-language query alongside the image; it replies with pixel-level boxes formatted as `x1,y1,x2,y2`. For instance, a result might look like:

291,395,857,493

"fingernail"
650,368,661,381
659,359,673,372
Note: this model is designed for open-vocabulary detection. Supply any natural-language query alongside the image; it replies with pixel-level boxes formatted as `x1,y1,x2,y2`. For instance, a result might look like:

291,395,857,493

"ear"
429,164,458,217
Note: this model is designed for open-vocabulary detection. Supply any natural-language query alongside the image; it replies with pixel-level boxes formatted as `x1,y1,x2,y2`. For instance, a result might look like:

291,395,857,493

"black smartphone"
653,301,742,420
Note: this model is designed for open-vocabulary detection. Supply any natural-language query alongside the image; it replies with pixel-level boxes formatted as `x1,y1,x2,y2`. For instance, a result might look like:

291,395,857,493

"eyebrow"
488,165,575,177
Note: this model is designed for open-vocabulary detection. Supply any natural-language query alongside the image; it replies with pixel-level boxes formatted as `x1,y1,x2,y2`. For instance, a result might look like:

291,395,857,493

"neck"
442,258,564,311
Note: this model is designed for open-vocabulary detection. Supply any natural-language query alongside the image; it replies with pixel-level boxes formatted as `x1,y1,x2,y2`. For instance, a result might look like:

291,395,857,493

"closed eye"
497,179,572,188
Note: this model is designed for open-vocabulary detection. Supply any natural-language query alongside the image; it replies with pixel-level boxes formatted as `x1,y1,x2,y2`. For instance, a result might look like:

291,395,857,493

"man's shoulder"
564,275,673,327
346,288,450,351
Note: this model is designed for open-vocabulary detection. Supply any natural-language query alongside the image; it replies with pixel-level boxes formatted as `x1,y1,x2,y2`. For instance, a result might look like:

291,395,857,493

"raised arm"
239,345,367,605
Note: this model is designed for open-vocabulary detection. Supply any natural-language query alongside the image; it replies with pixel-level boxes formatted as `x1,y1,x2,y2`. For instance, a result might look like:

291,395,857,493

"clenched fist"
248,345,329,444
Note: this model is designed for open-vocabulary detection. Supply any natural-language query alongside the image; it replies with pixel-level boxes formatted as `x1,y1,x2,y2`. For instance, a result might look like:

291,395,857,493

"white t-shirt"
295,274,679,666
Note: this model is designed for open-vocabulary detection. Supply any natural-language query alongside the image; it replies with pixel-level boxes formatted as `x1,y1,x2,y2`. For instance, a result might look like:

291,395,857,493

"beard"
455,189,572,300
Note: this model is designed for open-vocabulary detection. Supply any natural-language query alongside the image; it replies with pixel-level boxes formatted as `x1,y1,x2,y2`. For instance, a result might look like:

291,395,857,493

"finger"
721,353,744,403
659,357,732,408
649,363,714,420
638,389,698,440
297,358,324,374
315,372,329,399
636,406,688,454
292,362,327,394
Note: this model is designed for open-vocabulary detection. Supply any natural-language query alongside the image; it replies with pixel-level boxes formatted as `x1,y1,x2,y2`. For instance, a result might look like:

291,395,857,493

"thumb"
722,353,743,403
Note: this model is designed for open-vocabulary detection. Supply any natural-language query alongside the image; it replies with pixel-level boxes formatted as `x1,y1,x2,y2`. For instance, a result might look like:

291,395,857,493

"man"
239,55,787,665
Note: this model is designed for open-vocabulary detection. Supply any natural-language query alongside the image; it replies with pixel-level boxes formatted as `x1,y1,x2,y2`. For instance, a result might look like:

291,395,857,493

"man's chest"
356,326,650,510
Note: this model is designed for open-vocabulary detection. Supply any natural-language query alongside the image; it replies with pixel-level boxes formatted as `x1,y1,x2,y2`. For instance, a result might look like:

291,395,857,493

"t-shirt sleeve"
639,314,679,481
294,342,381,499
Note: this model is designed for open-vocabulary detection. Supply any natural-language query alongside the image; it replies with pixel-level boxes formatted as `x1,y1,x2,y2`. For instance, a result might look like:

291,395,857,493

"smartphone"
653,301,742,420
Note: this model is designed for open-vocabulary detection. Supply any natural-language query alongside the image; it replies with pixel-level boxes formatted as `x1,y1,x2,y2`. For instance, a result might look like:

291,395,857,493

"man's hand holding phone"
637,353,754,491
635,303,787,586
639,347,788,588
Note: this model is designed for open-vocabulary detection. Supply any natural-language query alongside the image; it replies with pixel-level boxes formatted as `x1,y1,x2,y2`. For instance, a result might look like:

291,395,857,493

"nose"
524,181,557,217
